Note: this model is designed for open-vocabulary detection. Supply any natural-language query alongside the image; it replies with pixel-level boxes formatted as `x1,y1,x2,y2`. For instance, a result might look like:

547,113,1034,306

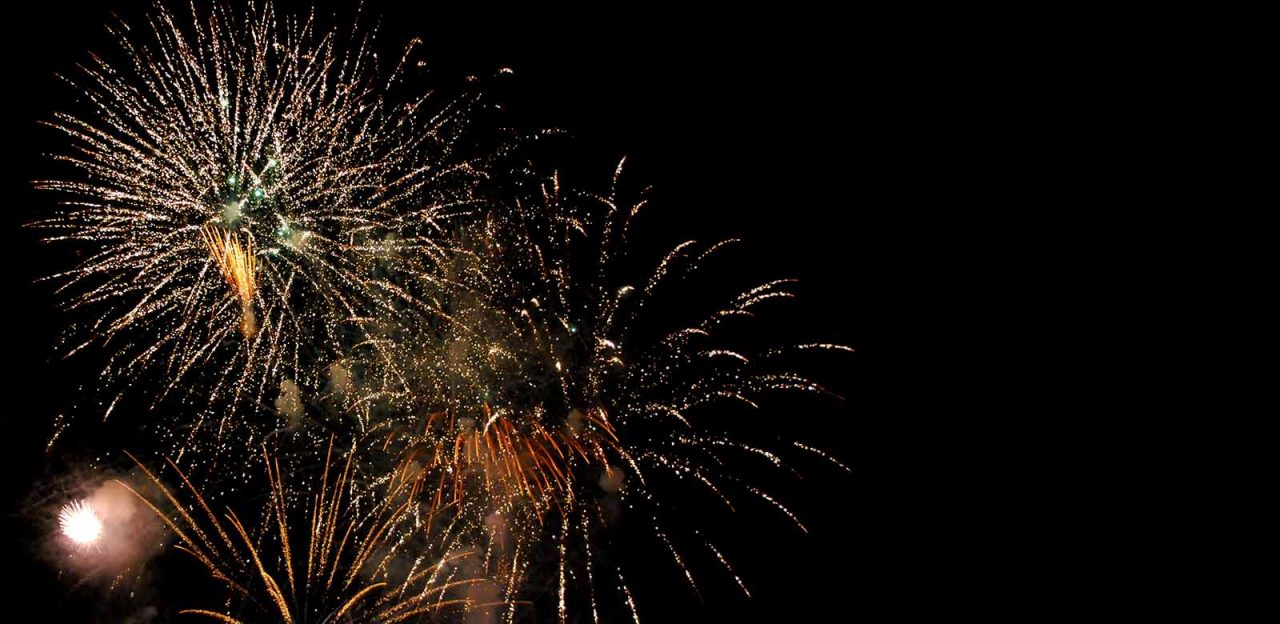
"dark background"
3,1,904,621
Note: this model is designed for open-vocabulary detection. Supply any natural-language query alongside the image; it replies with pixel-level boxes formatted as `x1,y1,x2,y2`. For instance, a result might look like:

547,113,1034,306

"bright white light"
59,499,103,545
222,200,244,224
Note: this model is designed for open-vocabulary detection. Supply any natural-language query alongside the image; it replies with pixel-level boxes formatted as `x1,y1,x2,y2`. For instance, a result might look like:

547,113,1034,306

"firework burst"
59,499,104,546
341,164,853,621
31,3,853,621
124,440,494,623
35,1,486,445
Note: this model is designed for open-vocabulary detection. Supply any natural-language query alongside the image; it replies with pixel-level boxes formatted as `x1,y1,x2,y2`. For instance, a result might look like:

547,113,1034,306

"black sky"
2,2,897,621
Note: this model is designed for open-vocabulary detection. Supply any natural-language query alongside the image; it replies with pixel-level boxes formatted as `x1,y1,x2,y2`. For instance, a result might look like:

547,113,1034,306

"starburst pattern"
35,1,484,442
59,499,104,545
337,165,853,621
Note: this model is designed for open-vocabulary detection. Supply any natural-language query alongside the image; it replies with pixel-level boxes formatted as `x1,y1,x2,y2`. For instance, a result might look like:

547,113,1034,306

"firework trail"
35,1,486,447
124,440,495,623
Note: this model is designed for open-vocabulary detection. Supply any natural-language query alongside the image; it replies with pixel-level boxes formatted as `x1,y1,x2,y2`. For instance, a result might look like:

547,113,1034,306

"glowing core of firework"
59,499,103,545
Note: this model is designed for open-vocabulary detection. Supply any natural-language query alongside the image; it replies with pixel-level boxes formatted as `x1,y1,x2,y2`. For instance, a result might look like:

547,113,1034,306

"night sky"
3,2,895,621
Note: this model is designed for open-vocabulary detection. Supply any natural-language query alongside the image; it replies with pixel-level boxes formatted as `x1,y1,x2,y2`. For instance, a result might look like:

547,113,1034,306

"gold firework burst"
34,1,487,441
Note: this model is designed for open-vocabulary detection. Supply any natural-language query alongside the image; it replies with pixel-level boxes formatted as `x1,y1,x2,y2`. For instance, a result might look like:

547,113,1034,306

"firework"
124,441,493,623
32,3,852,621
35,1,486,442
344,165,853,621
59,499,104,545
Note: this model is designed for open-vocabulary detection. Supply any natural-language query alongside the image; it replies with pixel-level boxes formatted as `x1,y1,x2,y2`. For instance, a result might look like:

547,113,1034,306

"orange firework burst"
395,404,620,517
201,225,258,339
